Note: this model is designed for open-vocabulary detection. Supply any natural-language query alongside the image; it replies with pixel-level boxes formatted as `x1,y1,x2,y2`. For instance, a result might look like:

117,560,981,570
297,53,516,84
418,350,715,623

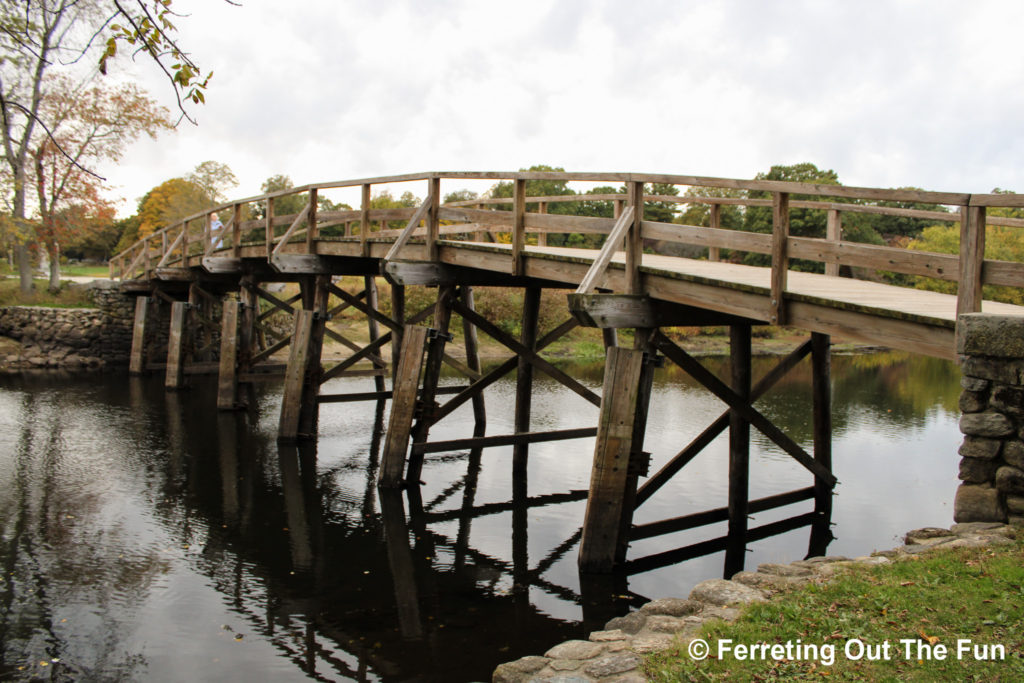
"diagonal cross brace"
430,317,579,425
449,298,600,408
652,332,836,487
635,339,813,506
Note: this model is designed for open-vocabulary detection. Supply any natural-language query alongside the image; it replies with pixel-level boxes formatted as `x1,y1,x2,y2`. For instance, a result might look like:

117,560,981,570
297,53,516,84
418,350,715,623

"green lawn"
645,535,1024,681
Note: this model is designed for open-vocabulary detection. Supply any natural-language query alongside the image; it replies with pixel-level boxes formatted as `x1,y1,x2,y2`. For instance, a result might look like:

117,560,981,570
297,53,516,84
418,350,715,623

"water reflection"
0,351,961,681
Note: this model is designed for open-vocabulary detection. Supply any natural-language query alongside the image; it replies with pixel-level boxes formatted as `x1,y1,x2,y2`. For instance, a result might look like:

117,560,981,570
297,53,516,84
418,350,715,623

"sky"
99,0,1024,215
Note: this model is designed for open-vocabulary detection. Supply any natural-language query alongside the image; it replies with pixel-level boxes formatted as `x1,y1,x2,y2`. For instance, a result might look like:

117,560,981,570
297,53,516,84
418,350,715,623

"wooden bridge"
110,170,1024,573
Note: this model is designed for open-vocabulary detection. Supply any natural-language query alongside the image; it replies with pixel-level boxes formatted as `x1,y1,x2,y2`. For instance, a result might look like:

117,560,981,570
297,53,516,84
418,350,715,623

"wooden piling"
391,283,406,385
279,309,315,441
365,275,387,393
810,332,834,553
217,299,241,410
725,322,752,577
379,325,430,487
408,286,455,482
515,287,542,436
297,276,330,438
129,296,149,375
461,286,486,435
579,346,648,573
165,301,188,390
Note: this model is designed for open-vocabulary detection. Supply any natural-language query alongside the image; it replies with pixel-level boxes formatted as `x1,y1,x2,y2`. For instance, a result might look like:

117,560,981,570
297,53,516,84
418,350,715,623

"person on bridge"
210,212,223,249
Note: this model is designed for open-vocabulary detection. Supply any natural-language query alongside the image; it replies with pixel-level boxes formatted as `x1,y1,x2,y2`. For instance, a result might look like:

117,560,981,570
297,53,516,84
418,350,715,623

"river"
0,351,961,681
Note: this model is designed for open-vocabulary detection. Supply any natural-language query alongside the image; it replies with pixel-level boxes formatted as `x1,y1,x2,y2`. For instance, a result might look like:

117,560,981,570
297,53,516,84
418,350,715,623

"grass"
645,535,1024,681
0,277,94,308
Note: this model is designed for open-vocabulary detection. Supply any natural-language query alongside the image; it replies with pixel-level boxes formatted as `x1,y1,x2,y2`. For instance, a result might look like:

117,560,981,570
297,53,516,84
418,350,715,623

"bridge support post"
461,286,486,435
408,286,456,483
165,301,189,390
217,299,242,410
578,346,654,573
810,332,835,554
391,283,406,385
379,325,430,487
279,309,315,441
365,275,386,393
129,296,150,375
725,322,752,577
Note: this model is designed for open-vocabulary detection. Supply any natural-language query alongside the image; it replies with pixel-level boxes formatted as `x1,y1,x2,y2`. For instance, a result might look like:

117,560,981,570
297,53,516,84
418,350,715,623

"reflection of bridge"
111,171,1024,574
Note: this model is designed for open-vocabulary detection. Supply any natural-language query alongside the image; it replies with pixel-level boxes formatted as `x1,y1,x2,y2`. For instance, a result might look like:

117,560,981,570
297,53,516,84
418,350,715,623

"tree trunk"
16,242,34,294
47,242,61,293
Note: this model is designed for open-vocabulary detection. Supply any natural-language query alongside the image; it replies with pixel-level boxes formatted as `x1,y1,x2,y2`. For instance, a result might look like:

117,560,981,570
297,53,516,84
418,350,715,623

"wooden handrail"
271,199,312,256
575,206,635,294
383,194,433,261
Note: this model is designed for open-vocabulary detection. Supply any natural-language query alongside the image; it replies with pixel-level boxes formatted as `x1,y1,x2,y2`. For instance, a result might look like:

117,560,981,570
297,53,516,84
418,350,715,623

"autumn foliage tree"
31,74,173,289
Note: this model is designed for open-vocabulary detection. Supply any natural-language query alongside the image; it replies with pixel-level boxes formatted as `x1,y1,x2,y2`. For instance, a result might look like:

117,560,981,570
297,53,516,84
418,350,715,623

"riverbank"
493,523,1022,682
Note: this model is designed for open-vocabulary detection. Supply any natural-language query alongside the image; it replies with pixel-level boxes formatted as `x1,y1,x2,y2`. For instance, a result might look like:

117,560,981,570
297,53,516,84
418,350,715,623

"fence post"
958,204,986,316
512,177,526,275
361,183,371,257
770,192,790,325
708,203,721,262
626,181,644,294
825,208,841,277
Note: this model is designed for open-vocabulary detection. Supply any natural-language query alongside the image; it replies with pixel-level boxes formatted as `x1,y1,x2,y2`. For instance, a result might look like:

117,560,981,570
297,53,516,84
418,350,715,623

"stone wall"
954,313,1024,525
0,280,134,370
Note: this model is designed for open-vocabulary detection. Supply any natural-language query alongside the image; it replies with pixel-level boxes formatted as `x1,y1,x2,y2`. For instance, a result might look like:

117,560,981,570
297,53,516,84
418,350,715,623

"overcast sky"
98,0,1024,214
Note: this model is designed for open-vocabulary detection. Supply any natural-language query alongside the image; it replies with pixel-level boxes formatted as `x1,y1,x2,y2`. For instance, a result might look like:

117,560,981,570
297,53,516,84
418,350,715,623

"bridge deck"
269,237,1022,359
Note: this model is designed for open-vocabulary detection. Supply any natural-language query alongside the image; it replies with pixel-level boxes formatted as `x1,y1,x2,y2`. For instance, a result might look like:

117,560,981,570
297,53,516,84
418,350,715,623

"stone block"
1003,441,1024,469
995,466,1024,494
493,656,549,683
958,436,1002,460
992,385,1024,416
960,412,1015,438
957,314,1024,357
1006,495,1024,515
639,598,702,617
582,653,641,679
954,484,1006,523
689,579,766,606
959,457,1000,483
959,390,989,413
545,640,604,661
961,376,991,392
960,357,1024,386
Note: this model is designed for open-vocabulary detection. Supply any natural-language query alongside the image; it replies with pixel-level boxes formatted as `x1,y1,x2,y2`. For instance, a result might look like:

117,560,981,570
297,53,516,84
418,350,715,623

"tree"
1,1,229,292
31,74,173,289
443,189,478,204
186,160,238,204
679,186,745,229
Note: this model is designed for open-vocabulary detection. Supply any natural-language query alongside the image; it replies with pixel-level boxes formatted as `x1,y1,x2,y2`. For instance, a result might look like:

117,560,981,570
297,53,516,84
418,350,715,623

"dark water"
0,352,961,681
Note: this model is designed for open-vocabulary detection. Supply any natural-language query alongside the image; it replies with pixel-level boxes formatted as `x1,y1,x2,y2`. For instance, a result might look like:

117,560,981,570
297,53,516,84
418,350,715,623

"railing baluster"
512,177,526,275
265,197,275,260
360,183,371,256
427,176,440,261
307,188,318,253
626,180,644,294
232,203,242,257
825,208,841,277
770,191,790,325
958,204,986,316
708,203,721,262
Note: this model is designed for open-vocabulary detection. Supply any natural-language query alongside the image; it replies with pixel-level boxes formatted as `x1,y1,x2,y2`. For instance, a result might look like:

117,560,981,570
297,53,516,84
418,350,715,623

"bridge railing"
109,171,1024,318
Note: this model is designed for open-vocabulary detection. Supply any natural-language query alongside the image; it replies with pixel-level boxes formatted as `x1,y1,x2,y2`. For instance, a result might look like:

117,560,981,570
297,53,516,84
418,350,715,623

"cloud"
98,0,1024,215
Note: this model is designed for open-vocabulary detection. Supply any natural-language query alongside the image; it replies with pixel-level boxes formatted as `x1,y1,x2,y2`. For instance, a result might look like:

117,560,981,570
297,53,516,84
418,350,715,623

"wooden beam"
379,325,430,487
216,299,241,410
708,203,721,262
635,339,812,507
408,286,455,482
771,191,789,325
575,206,635,295
360,183,371,256
165,301,188,390
129,296,149,375
725,322,752,578
511,178,527,275
383,195,432,262
411,427,597,455
652,332,836,486
278,309,315,441
462,286,486,435
810,332,833,554
958,205,986,316
825,209,841,277
626,181,644,294
578,347,647,573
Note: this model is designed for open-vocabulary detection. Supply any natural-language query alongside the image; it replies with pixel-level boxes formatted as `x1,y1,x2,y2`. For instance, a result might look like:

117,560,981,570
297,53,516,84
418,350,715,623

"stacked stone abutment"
955,313,1024,525
0,281,135,370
